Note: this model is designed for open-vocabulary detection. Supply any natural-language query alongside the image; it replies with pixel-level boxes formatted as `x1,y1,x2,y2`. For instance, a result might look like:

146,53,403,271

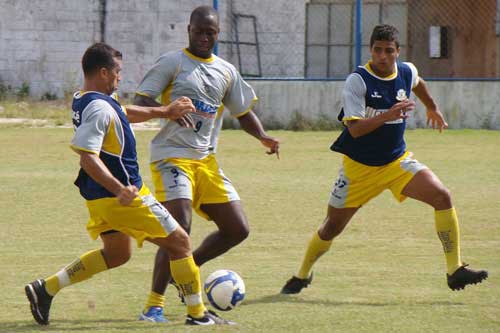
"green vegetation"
0,99,342,130
0,99,71,127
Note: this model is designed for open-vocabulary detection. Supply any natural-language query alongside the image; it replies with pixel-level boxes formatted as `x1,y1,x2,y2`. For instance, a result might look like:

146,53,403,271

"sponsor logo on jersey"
370,91,382,98
366,106,403,124
192,99,218,118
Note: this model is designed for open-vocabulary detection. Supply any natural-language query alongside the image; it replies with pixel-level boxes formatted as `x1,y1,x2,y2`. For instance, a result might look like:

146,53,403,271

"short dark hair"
81,43,122,76
370,24,400,48
189,5,219,25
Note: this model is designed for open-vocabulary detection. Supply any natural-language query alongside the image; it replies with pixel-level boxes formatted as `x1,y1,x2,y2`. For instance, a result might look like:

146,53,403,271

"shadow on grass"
0,318,184,332
243,294,465,307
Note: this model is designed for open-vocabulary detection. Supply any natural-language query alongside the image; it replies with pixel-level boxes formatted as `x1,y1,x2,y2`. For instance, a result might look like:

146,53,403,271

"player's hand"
426,107,448,132
117,185,138,206
261,136,280,159
164,96,195,128
384,99,415,122
175,114,195,128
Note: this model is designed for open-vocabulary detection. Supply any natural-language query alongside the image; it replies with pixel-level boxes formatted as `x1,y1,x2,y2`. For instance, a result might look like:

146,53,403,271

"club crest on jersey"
72,110,81,130
192,99,217,118
370,91,382,98
396,89,407,101
72,110,80,124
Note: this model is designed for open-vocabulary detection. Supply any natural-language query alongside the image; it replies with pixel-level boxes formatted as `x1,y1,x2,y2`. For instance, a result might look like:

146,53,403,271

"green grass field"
1,127,499,332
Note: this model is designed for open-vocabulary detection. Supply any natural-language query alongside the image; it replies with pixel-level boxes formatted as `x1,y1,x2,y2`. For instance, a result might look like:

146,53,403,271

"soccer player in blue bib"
25,43,233,326
281,24,487,294
134,6,279,322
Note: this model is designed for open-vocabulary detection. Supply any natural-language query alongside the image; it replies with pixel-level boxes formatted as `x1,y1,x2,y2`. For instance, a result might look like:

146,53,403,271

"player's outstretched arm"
412,77,448,132
237,110,280,159
133,93,162,107
76,151,138,205
126,96,195,127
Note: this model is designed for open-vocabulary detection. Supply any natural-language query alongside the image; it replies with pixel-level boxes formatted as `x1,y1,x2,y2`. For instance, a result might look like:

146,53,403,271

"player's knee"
164,228,192,259
432,187,452,209
177,218,192,234
224,221,249,245
103,249,131,268
235,223,249,243
177,230,191,251
115,251,132,267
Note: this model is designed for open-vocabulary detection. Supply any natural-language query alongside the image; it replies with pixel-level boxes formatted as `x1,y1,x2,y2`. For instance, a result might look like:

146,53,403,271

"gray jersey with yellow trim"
136,48,257,161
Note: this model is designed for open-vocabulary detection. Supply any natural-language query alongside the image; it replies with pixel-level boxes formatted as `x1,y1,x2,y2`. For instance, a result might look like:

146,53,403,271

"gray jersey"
136,49,257,161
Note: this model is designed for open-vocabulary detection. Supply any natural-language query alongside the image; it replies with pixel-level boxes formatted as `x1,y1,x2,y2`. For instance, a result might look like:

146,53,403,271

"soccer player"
281,24,488,294
25,42,233,326
134,6,280,322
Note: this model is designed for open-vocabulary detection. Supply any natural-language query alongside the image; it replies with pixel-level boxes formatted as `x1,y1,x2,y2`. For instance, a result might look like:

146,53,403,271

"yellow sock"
143,291,165,312
297,231,333,279
170,256,206,318
45,249,108,296
435,207,462,275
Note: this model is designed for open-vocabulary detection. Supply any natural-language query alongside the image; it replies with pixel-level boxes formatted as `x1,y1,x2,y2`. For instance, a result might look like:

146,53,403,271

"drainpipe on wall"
99,0,107,42
213,0,219,55
355,0,362,69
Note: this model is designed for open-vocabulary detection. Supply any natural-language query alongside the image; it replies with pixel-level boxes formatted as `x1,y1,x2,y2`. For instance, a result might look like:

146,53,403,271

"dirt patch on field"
0,117,160,130
0,118,49,125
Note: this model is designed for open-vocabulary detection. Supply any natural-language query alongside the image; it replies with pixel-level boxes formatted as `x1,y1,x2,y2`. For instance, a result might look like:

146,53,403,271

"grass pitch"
0,127,499,332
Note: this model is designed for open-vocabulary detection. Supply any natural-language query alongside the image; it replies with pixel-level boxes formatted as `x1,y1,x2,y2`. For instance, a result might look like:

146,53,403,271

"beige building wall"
408,0,498,78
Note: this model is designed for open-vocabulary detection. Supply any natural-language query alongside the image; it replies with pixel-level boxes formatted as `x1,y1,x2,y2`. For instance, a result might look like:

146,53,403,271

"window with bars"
305,1,407,78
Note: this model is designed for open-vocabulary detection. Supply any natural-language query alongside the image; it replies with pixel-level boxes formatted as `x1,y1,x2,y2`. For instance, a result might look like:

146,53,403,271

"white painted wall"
249,80,500,130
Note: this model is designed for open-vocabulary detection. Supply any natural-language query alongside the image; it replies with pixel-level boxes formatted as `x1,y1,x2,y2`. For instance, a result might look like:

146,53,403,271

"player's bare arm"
77,150,138,205
127,96,195,127
412,77,448,132
134,93,162,107
237,111,280,159
346,99,416,138
133,94,195,128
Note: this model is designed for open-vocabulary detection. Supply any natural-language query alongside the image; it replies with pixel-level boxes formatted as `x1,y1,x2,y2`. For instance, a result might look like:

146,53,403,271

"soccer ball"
204,269,245,311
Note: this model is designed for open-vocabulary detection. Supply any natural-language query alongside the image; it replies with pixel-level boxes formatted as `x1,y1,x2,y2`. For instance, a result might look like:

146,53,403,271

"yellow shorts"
85,185,179,247
329,152,428,208
150,154,240,220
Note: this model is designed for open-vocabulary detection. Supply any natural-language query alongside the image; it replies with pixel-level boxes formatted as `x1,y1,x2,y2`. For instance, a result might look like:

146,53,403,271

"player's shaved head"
190,5,219,26
187,6,219,58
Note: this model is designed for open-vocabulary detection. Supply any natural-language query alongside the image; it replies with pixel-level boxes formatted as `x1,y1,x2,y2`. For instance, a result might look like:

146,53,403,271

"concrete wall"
104,0,208,96
0,0,102,97
1,0,498,129
0,0,307,97
218,0,306,77
248,80,500,130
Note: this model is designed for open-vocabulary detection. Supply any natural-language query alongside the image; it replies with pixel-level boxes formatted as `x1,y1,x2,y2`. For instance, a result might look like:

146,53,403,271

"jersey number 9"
194,121,203,133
